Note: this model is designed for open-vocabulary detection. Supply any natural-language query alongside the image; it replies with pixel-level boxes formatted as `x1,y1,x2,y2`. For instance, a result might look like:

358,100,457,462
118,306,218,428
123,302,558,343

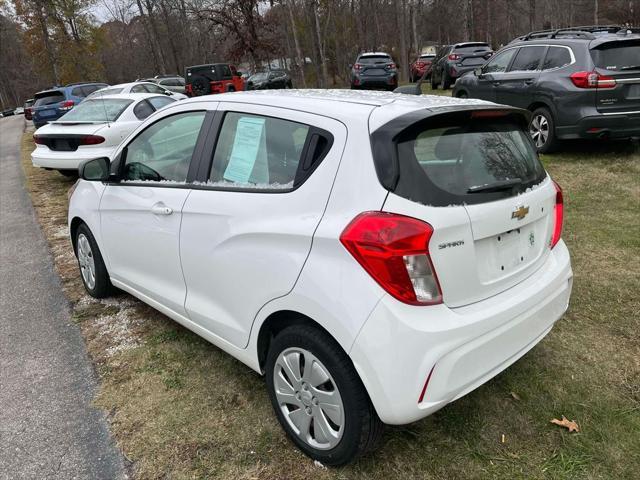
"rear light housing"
59,100,75,111
33,134,45,145
354,63,363,71
570,71,616,89
448,53,461,61
551,181,564,248
340,212,443,305
386,63,396,70
80,135,105,145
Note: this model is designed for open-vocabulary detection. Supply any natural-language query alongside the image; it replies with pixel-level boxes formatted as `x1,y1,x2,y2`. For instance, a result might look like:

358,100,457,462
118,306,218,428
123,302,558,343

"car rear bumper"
352,74,398,88
448,64,478,79
31,146,116,171
350,240,572,425
556,111,640,140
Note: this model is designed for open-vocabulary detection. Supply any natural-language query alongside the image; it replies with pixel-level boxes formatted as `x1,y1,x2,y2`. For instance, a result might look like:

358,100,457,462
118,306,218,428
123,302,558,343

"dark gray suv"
453,27,640,152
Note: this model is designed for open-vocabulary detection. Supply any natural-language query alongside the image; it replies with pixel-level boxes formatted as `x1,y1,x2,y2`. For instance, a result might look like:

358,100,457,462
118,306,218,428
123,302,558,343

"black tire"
190,75,211,96
75,223,113,298
456,90,468,98
529,107,558,153
58,169,78,178
265,324,383,466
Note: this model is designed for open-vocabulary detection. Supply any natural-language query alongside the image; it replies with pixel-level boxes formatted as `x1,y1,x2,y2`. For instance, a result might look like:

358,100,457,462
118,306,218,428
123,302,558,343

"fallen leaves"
550,416,580,433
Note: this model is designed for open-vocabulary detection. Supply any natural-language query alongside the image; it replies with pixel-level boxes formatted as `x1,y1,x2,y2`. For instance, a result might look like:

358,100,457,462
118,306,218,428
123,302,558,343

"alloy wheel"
273,347,344,450
77,233,96,290
529,114,549,148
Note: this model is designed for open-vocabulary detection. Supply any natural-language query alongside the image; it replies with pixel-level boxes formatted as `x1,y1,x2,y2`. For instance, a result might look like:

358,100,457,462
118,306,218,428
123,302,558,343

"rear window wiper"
467,178,522,193
620,65,640,71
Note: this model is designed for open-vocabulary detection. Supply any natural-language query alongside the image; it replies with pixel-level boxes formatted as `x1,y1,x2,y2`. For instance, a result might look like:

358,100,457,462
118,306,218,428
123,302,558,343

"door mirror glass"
474,67,483,77
79,157,110,181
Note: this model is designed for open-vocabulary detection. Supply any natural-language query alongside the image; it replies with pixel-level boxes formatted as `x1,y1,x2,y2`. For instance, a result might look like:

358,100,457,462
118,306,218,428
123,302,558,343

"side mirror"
235,71,243,77
348,64,353,69
474,67,483,77
79,157,110,181
393,84,421,95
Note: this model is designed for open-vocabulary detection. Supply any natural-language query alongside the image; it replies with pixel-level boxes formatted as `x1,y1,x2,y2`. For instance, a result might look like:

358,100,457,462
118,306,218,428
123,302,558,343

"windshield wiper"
467,178,522,193
620,65,640,71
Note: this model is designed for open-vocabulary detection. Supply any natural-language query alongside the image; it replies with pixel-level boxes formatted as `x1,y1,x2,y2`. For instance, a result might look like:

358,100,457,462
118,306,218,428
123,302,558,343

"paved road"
0,116,126,479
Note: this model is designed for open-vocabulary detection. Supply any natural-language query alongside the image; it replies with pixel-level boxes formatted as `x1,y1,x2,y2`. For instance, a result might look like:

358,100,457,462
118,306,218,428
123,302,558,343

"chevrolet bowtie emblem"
511,205,529,220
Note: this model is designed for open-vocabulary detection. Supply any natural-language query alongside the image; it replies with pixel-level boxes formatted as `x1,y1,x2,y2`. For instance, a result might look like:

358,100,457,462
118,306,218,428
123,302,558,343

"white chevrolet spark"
68,90,572,465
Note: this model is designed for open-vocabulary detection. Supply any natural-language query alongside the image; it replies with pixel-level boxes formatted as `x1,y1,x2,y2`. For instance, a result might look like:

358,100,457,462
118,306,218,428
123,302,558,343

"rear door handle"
150,202,173,216
492,81,501,86
524,79,534,85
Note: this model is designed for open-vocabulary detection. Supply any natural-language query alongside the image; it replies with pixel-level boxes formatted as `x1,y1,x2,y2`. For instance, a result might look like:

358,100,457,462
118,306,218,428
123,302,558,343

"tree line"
1,0,638,108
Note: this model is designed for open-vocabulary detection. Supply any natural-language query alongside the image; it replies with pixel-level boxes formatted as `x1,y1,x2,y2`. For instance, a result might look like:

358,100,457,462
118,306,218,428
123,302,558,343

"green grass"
21,131,639,479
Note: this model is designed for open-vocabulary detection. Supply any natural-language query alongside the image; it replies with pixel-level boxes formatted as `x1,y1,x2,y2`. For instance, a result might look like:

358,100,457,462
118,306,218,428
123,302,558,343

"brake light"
386,63,396,69
80,135,105,145
59,100,75,111
448,53,461,61
340,212,443,305
33,134,45,145
471,110,510,118
354,63,363,71
570,71,616,89
551,181,563,248
416,61,426,68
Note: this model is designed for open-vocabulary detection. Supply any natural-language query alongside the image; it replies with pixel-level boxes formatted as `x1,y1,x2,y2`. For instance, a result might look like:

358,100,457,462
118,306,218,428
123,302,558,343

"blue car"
31,82,108,128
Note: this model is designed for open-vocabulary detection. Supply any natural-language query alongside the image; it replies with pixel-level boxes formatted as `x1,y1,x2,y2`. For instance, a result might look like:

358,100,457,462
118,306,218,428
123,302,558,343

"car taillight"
33,134,45,145
416,61,426,68
551,181,563,248
386,63,396,69
448,53,461,61
59,100,75,111
354,63,363,71
340,212,443,305
570,71,616,89
80,135,105,145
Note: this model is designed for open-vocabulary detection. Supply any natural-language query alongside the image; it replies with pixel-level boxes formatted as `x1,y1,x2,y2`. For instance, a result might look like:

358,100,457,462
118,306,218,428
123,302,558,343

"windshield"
359,55,391,64
454,44,491,53
250,73,269,81
388,112,546,206
590,40,640,70
33,91,64,107
88,87,124,98
57,99,132,122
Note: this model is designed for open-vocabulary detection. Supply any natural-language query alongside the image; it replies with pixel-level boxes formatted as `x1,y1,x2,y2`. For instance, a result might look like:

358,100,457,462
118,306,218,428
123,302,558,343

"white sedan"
31,93,177,176
88,81,188,100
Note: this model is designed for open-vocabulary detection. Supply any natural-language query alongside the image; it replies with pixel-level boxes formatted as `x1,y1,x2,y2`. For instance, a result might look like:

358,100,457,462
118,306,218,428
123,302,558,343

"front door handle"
150,202,173,216
492,81,501,86
524,79,534,85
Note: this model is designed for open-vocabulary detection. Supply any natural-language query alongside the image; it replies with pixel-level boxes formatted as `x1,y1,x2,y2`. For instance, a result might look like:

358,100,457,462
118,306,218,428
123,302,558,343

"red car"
24,98,34,120
410,53,436,82
185,63,245,96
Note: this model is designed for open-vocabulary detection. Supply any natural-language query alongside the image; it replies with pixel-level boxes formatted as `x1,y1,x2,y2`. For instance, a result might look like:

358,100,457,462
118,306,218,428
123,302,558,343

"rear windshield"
590,40,640,71
359,55,391,64
33,91,64,107
379,112,546,206
453,43,491,53
57,99,132,122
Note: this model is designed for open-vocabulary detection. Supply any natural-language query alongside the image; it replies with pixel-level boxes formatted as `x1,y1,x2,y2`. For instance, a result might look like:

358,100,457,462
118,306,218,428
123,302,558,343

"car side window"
71,87,84,97
133,100,155,120
145,83,166,94
131,84,147,93
147,96,175,110
482,49,517,74
221,65,232,79
123,111,206,183
542,47,572,70
508,46,546,72
208,112,310,189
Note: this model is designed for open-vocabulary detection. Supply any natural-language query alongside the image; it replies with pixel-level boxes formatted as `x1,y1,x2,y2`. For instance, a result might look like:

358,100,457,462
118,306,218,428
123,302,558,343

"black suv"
246,70,293,90
430,42,494,89
350,52,398,90
453,26,640,152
